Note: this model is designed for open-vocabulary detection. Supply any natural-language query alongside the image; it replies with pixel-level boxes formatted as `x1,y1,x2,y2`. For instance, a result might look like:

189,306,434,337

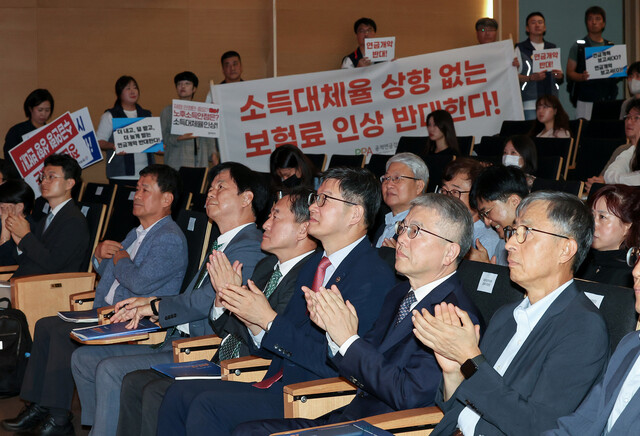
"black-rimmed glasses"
504,225,569,244
380,175,420,184
308,192,357,208
437,186,470,199
395,221,454,243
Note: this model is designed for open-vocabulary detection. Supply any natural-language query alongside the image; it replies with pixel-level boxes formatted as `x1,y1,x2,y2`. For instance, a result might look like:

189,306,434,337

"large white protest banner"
213,40,523,172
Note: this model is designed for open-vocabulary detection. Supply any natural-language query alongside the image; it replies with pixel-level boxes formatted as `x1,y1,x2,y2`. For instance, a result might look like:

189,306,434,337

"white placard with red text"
170,100,220,138
531,48,562,73
9,112,87,196
213,40,523,172
364,37,395,62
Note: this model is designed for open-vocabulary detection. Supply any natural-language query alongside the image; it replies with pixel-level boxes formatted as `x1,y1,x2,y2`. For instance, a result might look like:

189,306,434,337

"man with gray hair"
374,152,428,248
233,194,482,435
413,191,609,436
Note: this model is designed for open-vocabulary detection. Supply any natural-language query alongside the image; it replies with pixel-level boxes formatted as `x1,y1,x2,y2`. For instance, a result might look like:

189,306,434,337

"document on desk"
152,360,221,380
58,309,99,323
70,318,160,341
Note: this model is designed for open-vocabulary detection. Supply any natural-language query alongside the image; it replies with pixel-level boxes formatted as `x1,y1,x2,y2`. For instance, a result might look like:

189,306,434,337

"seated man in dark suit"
1,164,188,435
70,162,268,436
155,167,397,436
7,153,90,277
542,249,640,436
234,193,483,435
413,191,610,436
115,187,318,436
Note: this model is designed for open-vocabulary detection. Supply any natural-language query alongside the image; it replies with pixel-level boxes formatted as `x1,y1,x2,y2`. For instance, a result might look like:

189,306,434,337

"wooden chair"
531,178,584,197
532,137,573,180
581,119,626,141
283,377,357,419
499,120,534,136
474,136,505,157
396,136,428,156
304,153,327,172
11,272,96,337
175,209,212,293
568,119,583,168
327,154,366,169
0,265,18,281
77,202,107,272
365,154,392,179
536,156,563,181
179,166,210,195
591,99,625,121
79,183,117,239
220,355,272,383
103,185,139,243
456,136,475,156
570,137,627,182
423,154,455,193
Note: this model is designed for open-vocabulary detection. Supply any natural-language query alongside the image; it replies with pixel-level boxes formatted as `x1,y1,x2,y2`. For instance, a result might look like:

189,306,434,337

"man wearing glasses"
7,153,90,277
155,167,396,435
234,193,482,435
374,152,428,249
543,247,640,435
413,191,609,436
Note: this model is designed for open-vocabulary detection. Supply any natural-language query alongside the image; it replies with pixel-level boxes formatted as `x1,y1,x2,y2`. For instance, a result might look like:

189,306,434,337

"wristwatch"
149,298,162,316
461,354,486,379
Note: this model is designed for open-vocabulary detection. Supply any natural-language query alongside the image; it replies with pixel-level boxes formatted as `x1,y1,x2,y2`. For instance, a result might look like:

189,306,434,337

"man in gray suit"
2,164,188,436
69,162,268,436
413,191,609,436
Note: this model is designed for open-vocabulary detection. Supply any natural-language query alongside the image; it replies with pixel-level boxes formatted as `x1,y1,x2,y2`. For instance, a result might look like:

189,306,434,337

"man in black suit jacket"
7,153,90,277
234,193,483,435
116,188,317,436
413,191,609,436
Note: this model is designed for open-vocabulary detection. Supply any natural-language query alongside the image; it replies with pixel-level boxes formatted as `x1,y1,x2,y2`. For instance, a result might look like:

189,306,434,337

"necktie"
194,239,223,289
217,267,283,362
311,257,332,292
394,290,416,326
43,212,54,233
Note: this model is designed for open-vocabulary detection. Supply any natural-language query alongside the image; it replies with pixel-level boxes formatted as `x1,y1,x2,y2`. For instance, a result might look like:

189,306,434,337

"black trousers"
117,369,173,436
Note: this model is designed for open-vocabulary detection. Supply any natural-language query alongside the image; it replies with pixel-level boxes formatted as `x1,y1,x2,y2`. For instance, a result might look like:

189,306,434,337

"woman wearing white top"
603,100,640,185
97,75,153,185
529,95,571,138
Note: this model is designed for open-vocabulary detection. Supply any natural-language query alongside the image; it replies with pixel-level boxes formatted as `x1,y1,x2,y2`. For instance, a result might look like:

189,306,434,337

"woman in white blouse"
529,95,571,138
604,99,640,185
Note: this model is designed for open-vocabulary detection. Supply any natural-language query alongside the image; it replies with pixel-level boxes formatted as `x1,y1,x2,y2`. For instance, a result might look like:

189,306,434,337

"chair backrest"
586,182,607,203
327,154,365,169
457,136,475,156
532,137,573,180
79,183,117,238
175,209,212,293
475,136,506,157
187,192,208,213
11,272,96,337
178,166,209,195
574,278,638,352
396,136,428,156
304,153,327,172
536,156,563,180
103,185,139,243
365,154,392,179
531,178,584,197
581,119,626,140
423,154,455,192
591,99,625,121
456,260,525,328
76,201,107,272
499,120,535,136
571,138,628,182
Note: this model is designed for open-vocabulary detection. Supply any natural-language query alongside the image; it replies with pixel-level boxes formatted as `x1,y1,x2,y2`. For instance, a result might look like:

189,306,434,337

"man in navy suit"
233,193,483,435
66,162,267,436
155,167,397,436
543,251,640,436
413,191,609,436
2,164,188,435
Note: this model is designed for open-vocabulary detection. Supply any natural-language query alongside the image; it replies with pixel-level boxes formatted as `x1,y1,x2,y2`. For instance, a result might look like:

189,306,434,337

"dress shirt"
376,210,409,248
607,337,640,431
331,272,457,356
104,218,162,304
457,279,573,435
321,235,367,289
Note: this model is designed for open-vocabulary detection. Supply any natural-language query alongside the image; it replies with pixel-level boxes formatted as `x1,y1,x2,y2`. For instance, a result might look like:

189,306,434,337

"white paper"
113,117,163,154
585,44,628,80
170,100,220,138
95,186,103,195
531,48,561,73
584,292,604,309
187,217,196,231
477,272,498,294
364,37,395,62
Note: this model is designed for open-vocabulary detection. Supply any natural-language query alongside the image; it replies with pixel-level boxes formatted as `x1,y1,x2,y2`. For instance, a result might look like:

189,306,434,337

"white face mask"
629,79,640,95
502,154,522,168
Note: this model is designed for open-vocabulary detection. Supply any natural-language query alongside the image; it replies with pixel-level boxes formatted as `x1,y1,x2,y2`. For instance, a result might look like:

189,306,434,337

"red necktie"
252,368,283,389
311,256,332,292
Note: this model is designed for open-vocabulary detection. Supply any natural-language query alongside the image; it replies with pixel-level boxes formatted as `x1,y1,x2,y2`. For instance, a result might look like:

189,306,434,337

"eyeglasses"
626,247,640,267
478,206,494,221
536,104,553,110
503,225,569,244
437,186,470,199
380,175,420,184
308,192,357,208
623,115,640,123
395,221,454,243
37,173,64,183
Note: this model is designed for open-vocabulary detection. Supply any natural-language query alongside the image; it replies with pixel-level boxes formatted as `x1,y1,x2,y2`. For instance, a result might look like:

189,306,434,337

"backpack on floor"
0,297,32,398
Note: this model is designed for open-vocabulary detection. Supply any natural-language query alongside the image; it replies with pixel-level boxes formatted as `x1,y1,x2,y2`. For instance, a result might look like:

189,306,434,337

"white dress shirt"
375,209,408,248
607,336,640,431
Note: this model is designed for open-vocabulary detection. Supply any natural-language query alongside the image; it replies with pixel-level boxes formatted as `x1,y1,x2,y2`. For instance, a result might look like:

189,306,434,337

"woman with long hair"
529,94,570,138
425,110,460,155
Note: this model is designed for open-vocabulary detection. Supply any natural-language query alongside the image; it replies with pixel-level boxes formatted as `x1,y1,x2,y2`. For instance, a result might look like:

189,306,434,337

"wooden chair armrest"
172,334,222,363
364,406,444,434
0,265,18,273
283,377,357,397
69,291,96,311
97,305,115,325
220,356,272,383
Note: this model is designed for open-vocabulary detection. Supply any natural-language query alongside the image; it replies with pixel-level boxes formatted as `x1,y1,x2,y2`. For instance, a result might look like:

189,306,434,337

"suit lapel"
604,340,640,403
325,239,370,288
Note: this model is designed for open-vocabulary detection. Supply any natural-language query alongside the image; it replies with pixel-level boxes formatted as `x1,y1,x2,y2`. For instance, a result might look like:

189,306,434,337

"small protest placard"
364,37,395,62
585,45,627,80
170,100,220,138
531,48,561,73
113,117,163,154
